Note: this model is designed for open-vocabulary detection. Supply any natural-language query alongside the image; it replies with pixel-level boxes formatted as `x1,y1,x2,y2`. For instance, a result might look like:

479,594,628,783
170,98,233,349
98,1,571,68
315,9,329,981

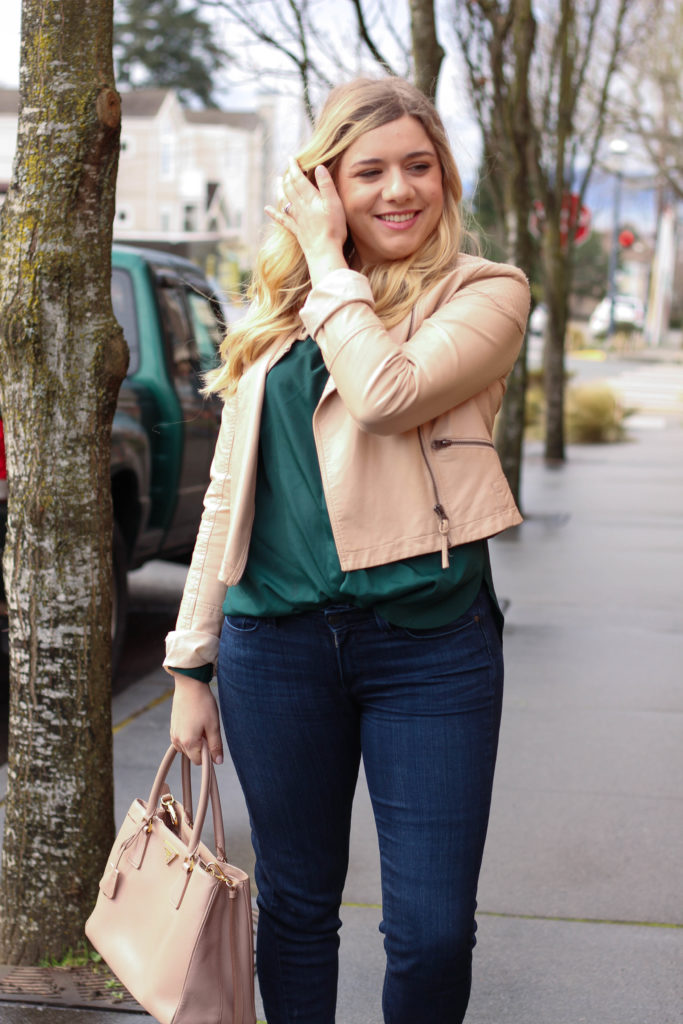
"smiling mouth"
376,211,420,223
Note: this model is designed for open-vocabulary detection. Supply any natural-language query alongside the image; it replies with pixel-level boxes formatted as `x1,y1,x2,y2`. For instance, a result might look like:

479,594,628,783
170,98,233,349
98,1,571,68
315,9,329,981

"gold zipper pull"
434,505,450,569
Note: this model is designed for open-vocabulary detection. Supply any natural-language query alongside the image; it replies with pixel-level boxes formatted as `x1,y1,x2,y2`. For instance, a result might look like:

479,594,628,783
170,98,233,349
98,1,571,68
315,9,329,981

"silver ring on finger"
283,202,292,216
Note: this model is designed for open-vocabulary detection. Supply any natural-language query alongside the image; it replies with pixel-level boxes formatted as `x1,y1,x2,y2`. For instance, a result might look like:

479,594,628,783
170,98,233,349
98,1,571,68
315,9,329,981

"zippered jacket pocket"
431,438,496,451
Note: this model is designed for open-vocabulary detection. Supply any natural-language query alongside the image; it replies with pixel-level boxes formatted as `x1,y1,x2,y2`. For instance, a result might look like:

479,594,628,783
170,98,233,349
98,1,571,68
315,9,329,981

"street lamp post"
606,139,629,342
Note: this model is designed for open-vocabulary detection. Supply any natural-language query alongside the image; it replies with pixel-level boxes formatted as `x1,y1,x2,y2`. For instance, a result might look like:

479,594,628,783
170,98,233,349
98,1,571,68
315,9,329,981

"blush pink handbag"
85,743,256,1024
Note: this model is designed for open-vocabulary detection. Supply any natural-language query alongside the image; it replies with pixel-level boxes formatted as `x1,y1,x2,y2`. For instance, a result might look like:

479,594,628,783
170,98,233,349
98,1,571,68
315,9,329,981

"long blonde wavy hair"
206,76,466,396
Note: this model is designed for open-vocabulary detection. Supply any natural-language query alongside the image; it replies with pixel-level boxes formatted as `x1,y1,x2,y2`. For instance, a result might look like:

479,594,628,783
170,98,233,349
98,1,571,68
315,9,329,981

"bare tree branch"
573,0,633,206
347,0,397,75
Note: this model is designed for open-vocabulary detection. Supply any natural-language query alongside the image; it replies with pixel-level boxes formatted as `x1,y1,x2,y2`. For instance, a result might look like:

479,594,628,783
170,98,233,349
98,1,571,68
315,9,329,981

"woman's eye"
358,169,381,178
408,163,431,173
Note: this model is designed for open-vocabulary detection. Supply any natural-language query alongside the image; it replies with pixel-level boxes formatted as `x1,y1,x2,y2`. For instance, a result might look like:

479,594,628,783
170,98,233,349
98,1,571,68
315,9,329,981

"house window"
160,209,172,233
115,205,134,228
183,204,198,232
160,136,175,180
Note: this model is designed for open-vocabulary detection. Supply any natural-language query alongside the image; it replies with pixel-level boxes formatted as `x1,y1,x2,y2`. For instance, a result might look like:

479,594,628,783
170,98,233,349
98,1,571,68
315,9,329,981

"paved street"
568,347,683,418
0,351,681,1023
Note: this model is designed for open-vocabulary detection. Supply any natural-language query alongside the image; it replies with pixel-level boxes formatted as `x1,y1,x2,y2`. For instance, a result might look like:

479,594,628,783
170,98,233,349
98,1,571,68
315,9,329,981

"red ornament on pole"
528,193,591,249
618,229,635,248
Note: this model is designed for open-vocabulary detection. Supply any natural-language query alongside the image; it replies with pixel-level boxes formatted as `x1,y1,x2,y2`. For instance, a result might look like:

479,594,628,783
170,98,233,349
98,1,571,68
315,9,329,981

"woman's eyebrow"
349,149,436,168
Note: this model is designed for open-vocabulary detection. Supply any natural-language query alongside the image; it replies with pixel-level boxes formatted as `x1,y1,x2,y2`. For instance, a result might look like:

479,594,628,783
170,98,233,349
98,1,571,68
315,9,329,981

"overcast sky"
0,0,20,88
0,0,657,232
0,0,483,182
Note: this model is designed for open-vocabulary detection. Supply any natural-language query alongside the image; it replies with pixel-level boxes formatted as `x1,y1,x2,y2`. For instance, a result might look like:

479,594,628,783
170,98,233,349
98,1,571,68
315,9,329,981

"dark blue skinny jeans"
217,585,504,1024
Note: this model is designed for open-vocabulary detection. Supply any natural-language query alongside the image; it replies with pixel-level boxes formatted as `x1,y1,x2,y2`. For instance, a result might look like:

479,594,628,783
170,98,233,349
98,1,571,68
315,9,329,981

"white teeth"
379,213,416,223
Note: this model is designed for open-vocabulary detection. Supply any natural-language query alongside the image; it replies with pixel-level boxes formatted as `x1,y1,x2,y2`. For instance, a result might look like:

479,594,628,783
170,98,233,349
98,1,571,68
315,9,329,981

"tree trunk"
0,0,126,964
409,0,445,99
495,337,528,504
542,223,570,463
489,0,537,509
540,0,573,464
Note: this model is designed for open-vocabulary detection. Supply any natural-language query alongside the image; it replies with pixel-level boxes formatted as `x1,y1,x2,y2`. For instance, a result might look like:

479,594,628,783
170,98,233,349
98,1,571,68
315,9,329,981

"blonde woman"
166,77,529,1024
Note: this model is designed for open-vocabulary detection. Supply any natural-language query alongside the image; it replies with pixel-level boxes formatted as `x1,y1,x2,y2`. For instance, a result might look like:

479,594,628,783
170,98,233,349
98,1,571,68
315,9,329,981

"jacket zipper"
418,427,450,570
406,305,450,571
431,438,496,450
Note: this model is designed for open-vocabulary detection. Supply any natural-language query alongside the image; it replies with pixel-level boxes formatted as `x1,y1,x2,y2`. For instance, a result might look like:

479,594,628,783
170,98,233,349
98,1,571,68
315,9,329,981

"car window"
156,286,202,388
186,290,223,371
111,268,140,375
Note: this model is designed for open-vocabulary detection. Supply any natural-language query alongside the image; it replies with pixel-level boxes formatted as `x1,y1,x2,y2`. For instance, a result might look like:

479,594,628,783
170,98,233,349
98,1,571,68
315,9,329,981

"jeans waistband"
320,604,375,628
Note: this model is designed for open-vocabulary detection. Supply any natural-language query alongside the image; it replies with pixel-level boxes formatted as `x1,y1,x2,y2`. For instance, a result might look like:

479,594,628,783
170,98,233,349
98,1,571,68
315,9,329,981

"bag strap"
181,751,228,861
144,744,227,863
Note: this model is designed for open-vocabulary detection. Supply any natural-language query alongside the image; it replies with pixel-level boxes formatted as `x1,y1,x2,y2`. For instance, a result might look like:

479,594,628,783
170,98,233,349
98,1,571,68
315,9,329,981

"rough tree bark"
456,0,537,506
0,0,126,963
537,0,633,462
491,0,536,505
409,0,445,100
458,0,635,468
537,0,575,463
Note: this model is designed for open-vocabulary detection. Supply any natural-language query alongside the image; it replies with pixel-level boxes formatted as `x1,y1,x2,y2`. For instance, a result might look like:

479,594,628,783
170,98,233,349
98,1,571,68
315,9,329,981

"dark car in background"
0,244,227,681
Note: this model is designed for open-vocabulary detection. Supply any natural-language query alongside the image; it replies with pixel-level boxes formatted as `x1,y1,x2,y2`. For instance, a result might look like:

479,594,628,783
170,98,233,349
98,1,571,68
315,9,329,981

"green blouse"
173,337,494,682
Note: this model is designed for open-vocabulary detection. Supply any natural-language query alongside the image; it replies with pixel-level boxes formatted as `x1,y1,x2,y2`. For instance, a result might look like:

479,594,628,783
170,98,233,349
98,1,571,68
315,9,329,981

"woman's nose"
382,170,414,202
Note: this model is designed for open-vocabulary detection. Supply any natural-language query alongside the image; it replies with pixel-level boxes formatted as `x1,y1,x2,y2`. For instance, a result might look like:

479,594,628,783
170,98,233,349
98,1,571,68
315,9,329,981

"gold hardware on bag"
163,841,180,865
85,743,256,1022
206,862,238,895
160,793,178,826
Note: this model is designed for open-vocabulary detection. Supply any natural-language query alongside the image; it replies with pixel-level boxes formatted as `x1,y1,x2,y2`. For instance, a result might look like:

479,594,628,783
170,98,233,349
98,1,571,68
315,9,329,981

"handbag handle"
180,751,228,862
145,744,226,863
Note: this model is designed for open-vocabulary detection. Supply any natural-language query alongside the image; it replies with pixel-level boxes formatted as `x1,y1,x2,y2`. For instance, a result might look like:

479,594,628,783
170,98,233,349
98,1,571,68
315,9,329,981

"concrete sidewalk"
1,416,682,1023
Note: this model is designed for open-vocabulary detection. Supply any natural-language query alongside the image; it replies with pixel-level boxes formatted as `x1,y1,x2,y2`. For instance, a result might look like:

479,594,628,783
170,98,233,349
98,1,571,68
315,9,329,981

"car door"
154,275,218,551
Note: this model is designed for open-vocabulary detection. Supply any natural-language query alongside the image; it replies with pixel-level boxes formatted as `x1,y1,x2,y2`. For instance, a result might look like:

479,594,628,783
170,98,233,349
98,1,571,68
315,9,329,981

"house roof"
185,108,260,130
0,86,260,131
119,88,170,117
0,87,169,118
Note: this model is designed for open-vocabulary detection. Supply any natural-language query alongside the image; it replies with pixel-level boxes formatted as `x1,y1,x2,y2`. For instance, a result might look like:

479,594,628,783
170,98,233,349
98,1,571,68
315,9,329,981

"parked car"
0,244,227,679
528,303,548,337
588,295,645,338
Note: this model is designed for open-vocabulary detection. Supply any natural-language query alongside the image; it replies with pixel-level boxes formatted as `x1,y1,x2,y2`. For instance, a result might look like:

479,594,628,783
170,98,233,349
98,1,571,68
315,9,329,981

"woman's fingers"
284,156,310,201
266,157,348,266
265,204,296,235
265,166,302,235
169,675,224,766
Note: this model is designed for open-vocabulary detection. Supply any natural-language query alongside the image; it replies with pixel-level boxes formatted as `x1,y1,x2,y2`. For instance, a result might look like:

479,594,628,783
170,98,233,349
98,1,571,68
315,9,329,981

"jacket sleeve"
300,260,530,436
163,396,237,673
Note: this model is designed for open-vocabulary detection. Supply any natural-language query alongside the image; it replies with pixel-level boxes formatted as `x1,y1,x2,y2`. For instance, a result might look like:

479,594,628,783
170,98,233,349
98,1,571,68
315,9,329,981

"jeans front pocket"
401,612,479,641
224,614,262,633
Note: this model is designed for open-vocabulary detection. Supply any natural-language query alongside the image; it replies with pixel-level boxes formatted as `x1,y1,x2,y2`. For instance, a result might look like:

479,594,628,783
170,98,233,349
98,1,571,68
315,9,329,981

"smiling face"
335,115,444,268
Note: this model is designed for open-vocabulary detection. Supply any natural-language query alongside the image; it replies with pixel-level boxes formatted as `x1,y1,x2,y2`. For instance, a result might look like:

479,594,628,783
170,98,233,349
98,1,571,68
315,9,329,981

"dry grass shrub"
565,384,632,443
524,378,632,444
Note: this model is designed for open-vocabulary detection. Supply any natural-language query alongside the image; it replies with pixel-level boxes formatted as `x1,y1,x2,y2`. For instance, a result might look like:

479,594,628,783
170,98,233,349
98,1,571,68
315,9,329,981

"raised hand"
266,158,349,285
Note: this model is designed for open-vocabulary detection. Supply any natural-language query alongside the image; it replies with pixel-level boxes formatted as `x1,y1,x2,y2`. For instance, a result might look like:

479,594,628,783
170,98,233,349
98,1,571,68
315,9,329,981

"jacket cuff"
300,269,374,336
164,629,220,672
166,663,214,684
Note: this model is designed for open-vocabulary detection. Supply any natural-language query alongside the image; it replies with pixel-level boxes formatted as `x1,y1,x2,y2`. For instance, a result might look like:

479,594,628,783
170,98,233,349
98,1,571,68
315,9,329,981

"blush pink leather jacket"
164,255,530,671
